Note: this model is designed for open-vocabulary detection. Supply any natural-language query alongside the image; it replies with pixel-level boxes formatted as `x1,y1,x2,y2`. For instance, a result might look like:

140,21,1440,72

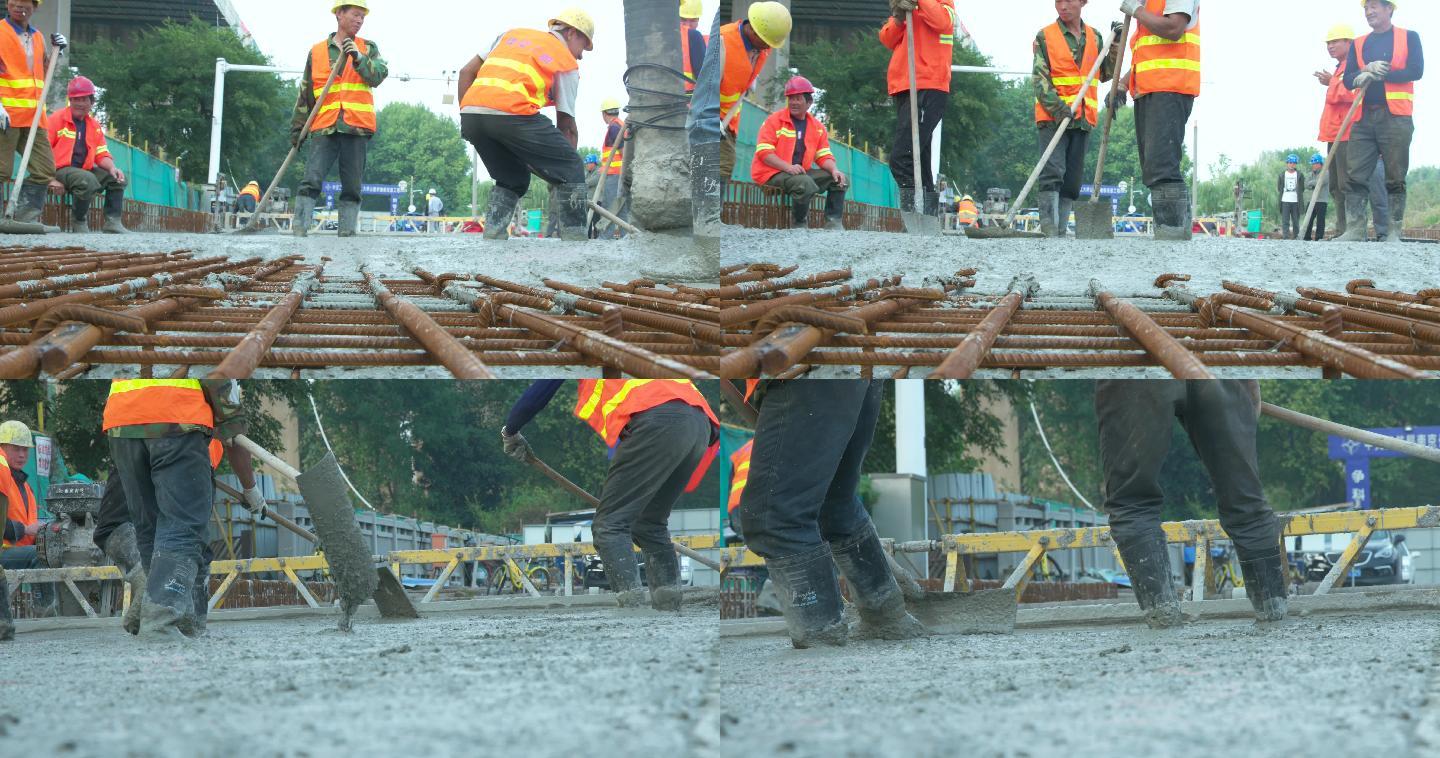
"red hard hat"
68,76,97,98
784,76,815,97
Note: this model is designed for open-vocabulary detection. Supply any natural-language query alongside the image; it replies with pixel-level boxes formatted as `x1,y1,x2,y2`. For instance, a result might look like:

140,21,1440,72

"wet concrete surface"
0,605,716,757
719,611,1440,757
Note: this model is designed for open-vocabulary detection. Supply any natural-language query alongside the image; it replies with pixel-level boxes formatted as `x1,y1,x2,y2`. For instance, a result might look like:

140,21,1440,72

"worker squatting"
730,380,1290,650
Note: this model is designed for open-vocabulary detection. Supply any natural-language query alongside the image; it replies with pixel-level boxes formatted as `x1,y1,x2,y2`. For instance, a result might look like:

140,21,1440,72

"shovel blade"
372,566,420,619
900,210,940,236
906,588,1017,635
963,224,1045,240
1073,202,1115,240
295,452,381,622
0,218,51,235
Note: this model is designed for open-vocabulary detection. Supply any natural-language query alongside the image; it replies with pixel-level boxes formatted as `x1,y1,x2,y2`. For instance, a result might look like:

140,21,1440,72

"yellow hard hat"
550,7,595,51
747,1,792,49
332,0,368,13
962,194,973,202
1326,24,1356,41
680,0,703,20
600,97,622,112
1360,1,1396,8
0,420,34,448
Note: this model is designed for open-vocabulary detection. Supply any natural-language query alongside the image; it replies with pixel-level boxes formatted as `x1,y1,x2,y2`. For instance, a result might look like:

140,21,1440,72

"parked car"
1305,530,1414,586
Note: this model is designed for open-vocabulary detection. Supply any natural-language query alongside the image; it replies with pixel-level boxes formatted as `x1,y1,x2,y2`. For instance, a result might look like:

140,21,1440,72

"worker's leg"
1135,93,1194,240
0,566,11,641
764,172,820,227
462,114,529,240
687,10,724,237
1096,380,1184,628
916,89,947,204
110,436,161,571
95,469,146,635
336,134,368,238
889,91,918,213
820,382,927,641
1034,122,1068,236
1281,202,1297,240
1328,142,1347,237
55,166,101,231
11,126,56,225
484,113,589,240
90,166,130,233
1306,202,1327,241
807,168,846,229
626,403,712,611
1180,380,1286,621
1056,128,1088,239
294,134,339,237
1375,109,1413,243
1339,117,1380,241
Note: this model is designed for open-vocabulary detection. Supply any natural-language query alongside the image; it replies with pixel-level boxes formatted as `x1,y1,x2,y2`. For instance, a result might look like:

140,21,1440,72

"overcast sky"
230,0,717,183
958,0,1438,177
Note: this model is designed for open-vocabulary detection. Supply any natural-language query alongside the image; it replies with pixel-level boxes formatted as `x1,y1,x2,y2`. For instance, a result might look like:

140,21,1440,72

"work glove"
1353,71,1379,89
890,0,918,16
1363,60,1391,77
242,486,266,515
1118,0,1143,16
0,109,9,134
1111,21,1127,43
50,33,67,50
500,426,531,462
341,39,360,60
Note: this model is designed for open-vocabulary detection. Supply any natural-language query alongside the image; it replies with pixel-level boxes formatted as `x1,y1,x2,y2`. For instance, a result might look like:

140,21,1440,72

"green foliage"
1197,146,1322,227
866,381,1018,475
74,19,297,185
364,103,472,214
1402,166,1440,228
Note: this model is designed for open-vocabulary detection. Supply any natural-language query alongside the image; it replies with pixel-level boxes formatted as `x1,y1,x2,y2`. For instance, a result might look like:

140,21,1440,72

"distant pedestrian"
1277,155,1302,239
1302,154,1328,240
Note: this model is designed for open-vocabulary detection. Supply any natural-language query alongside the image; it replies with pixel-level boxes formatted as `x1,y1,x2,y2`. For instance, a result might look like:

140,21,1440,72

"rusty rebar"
362,268,495,379
210,267,323,379
1092,280,1214,379
931,276,1036,379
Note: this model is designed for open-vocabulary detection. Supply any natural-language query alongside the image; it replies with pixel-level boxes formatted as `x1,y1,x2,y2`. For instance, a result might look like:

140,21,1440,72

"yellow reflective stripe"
109,379,202,396
729,477,747,494
1134,58,1202,74
1052,76,1085,86
314,82,373,97
0,77,41,88
484,56,547,95
816,148,833,158
1133,33,1201,48
597,380,652,440
1,98,37,109
317,101,376,115
56,128,76,138
95,145,110,155
577,381,607,420
1387,92,1414,101
775,128,797,137
719,93,742,104
754,142,775,151
471,77,547,108
939,35,954,45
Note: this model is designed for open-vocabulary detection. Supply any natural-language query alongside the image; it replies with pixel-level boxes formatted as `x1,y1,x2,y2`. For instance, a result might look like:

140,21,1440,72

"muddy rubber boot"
823,190,845,230
898,187,918,215
1153,184,1193,241
0,571,13,642
15,183,59,231
337,200,360,238
69,196,92,233
1115,534,1183,629
102,189,129,233
1237,549,1289,623
764,543,849,649
178,563,210,638
292,195,315,238
790,197,810,229
139,552,196,642
1385,193,1405,244
690,141,722,240
923,191,940,217
596,541,647,608
101,523,147,636
1332,195,1347,238
830,524,928,641
1037,191,1060,238
557,183,593,241
643,549,684,612
1057,197,1074,239
484,187,520,240
1336,195,1369,242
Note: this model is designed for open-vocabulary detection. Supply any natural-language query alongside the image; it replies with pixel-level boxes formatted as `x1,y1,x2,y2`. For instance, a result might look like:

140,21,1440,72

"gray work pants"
298,132,369,203
1344,106,1413,198
54,166,125,203
107,433,214,577
1134,92,1193,188
593,401,713,558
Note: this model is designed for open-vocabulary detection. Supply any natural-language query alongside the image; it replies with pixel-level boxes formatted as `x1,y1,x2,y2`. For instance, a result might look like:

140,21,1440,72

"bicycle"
1207,544,1243,596
486,558,552,595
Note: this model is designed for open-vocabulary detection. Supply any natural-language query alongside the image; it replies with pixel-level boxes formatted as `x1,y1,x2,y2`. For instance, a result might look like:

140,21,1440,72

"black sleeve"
504,380,565,433
1389,30,1423,83
688,28,706,78
1344,41,1361,89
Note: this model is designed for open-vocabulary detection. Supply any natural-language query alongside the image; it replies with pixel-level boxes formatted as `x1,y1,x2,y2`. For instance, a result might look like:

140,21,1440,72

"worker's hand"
342,39,360,60
50,33,67,51
1363,60,1391,77
290,130,303,149
830,169,848,188
47,178,63,194
500,426,531,462
890,0,919,13
24,521,42,537
1107,86,1128,110
1110,21,1127,45
1353,71,1379,89
110,167,126,185
783,163,805,176
241,485,266,515
1118,0,1143,16
0,107,9,133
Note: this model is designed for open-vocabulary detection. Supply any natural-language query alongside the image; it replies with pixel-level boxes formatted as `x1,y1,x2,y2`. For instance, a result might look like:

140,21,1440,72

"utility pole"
1191,123,1199,226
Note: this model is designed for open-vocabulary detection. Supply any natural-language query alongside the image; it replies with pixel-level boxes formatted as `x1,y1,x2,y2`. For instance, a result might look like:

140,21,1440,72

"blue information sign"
1326,426,1440,508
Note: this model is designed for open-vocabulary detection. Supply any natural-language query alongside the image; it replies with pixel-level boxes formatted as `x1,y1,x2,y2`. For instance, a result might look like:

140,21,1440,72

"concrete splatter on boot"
597,541,648,608
1037,191,1060,238
1336,196,1369,242
643,549,684,612
764,543,849,649
292,195,316,238
830,523,928,641
140,552,196,642
70,196,93,233
1385,193,1405,244
1237,549,1289,623
1115,533,1183,629
101,523,146,636
484,187,520,240
336,200,360,238
178,563,210,638
102,188,129,233
1057,197,1074,238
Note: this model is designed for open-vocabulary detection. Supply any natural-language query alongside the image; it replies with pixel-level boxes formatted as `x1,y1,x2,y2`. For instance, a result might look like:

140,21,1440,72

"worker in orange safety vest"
879,0,957,218
46,75,130,233
1314,24,1360,239
0,0,67,230
750,75,849,230
718,2,792,178
0,420,41,642
679,0,708,94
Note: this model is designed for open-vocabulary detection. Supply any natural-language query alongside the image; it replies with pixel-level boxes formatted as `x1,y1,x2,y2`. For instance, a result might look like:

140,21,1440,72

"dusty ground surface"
719,610,1440,757
0,605,717,757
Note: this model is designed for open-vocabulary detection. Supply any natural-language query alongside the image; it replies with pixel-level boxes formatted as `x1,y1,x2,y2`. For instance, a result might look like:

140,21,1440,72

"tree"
75,19,297,186
364,103,473,214
866,381,1018,476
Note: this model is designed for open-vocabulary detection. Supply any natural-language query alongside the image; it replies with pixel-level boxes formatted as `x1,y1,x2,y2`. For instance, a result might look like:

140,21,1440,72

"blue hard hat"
584,154,599,165
1286,153,1300,163
1311,153,1325,165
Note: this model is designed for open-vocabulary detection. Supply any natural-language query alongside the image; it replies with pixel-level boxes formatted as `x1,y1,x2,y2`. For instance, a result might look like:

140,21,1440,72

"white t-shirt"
1163,0,1200,30
1282,171,1299,203
463,31,579,118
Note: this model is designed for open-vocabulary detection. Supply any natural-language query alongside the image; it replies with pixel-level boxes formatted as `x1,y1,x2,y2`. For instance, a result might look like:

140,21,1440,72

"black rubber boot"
643,549,683,612
596,541,647,608
1336,195,1369,242
178,562,210,638
1386,193,1405,243
292,195,315,237
102,189,129,233
15,183,59,231
556,183,592,241
690,140,722,240
1115,533,1183,629
898,187,918,215
337,200,360,238
823,190,845,231
139,552,196,642
764,543,849,649
1237,548,1289,623
484,187,520,240
1037,190,1060,238
0,571,14,642
101,523,146,636
790,198,809,228
1057,197,1073,238
70,196,92,233
1153,183,1192,241
923,190,940,217
829,524,928,641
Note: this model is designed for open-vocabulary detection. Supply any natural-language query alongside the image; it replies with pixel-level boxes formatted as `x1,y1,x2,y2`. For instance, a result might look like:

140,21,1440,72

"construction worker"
955,193,979,227
726,438,752,540
1032,1,1120,238
1303,154,1329,241
751,75,849,231
739,381,926,649
1339,0,1424,244
597,98,630,238
1096,380,1287,628
0,0,66,228
1278,154,1302,240
679,0,708,94
426,189,444,232
1116,0,1200,240
458,9,595,242
104,379,252,641
500,380,719,611
292,1,388,239
718,2,792,178
236,180,261,216
880,0,958,217
1315,24,1359,239
0,420,41,642
46,75,129,233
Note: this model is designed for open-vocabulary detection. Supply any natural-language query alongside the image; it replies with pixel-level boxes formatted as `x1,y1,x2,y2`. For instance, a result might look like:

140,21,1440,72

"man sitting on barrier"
46,75,128,233
749,76,849,231
1096,380,1288,628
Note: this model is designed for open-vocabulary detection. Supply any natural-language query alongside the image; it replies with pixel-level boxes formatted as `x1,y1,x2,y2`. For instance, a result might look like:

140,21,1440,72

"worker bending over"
750,76,849,231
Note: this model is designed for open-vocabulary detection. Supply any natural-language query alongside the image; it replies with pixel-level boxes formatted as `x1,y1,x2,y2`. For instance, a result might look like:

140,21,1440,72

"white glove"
0,109,9,133
1363,60,1391,77
1353,71,1379,89
1119,0,1143,16
242,486,266,514
50,33,67,50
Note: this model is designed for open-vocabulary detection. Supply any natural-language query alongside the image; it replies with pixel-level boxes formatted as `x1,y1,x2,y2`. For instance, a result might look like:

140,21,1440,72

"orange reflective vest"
0,452,36,548
1035,22,1100,127
1355,28,1415,117
1319,59,1359,142
681,27,696,93
751,109,835,186
311,37,377,133
574,380,721,493
102,379,215,431
461,28,578,117
239,183,261,202
0,22,45,127
47,107,112,171
956,198,979,226
601,119,625,176
719,21,768,134
726,439,753,515
879,0,957,96
1129,0,1201,98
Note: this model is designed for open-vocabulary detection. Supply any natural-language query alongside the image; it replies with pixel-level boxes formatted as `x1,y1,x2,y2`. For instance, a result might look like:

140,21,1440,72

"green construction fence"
730,103,899,209
6,129,204,211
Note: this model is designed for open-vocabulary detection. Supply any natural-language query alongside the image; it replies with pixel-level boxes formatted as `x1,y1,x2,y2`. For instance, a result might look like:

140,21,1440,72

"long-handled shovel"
1298,92,1366,240
1261,402,1440,464
232,435,418,629
0,44,64,235
233,50,348,235
967,26,1114,240
1074,15,1134,240
882,544,1016,635
899,12,939,236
